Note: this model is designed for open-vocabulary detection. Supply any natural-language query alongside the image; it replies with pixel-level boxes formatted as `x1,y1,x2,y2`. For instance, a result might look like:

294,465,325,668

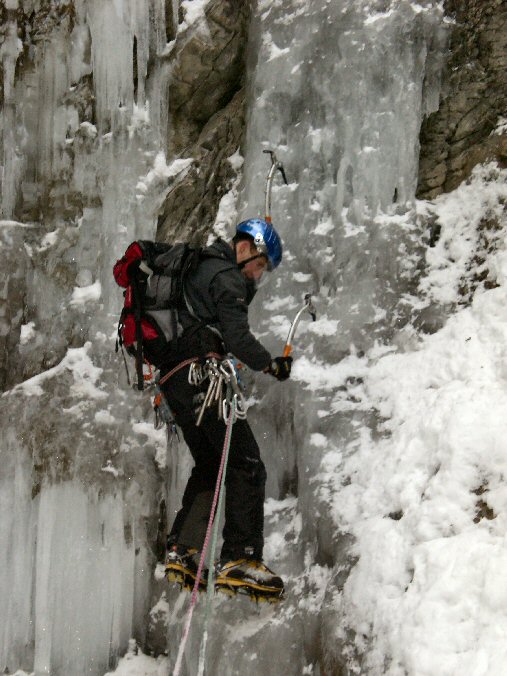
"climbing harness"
145,352,246,434
142,353,213,434
283,293,317,358
158,353,221,388
172,396,237,676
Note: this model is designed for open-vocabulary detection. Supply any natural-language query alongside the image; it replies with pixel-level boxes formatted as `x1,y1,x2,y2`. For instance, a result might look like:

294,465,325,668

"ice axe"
283,293,317,358
263,149,288,222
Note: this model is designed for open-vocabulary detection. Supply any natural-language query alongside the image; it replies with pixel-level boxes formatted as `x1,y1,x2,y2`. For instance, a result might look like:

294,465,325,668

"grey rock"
158,88,246,245
167,0,250,154
417,0,507,197
155,1,251,245
0,223,32,391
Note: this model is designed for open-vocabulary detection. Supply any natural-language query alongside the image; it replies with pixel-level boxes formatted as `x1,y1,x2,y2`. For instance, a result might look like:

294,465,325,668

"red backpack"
113,240,201,390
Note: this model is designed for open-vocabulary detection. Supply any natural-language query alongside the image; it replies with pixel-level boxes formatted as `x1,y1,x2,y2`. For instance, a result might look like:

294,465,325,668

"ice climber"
162,219,291,598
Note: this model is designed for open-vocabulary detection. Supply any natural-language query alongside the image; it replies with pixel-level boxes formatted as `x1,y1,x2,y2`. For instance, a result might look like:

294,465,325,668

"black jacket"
178,239,272,371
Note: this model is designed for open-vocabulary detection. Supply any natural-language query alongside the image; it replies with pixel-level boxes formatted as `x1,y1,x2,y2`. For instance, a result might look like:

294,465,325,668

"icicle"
0,3,23,218
87,0,135,131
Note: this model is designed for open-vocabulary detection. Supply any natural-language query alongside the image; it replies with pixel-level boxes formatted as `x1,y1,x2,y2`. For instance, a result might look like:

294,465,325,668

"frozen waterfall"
1,1,174,674
9,0,507,675
166,1,449,675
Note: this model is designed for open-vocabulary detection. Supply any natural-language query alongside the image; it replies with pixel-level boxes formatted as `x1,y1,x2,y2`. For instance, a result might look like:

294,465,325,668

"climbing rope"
172,396,236,676
197,395,235,676
158,352,223,387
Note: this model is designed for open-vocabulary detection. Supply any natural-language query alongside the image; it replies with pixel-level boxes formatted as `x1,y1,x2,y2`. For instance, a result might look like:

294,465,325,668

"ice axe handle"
282,344,293,358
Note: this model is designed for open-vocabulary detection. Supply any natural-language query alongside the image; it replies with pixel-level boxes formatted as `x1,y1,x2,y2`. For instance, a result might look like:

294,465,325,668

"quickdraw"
145,354,248,433
219,359,247,423
195,357,247,427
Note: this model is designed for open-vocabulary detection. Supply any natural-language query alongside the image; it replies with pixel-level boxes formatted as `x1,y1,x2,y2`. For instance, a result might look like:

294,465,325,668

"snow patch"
104,640,168,676
136,154,193,196
79,121,97,138
491,116,507,136
37,230,59,252
131,421,167,470
12,343,107,401
149,591,169,625
101,460,122,478
312,217,334,236
20,322,36,345
227,147,244,171
179,0,211,37
70,281,102,306
95,409,116,425
292,354,368,391
419,163,507,304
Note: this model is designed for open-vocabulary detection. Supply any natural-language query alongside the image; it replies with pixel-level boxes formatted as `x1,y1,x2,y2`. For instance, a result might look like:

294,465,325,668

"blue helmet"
235,218,283,270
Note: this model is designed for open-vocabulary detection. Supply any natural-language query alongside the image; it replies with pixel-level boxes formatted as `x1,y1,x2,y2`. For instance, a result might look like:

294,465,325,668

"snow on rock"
70,280,102,306
209,148,245,242
227,147,244,172
328,283,507,674
132,421,168,470
19,322,36,345
314,164,507,673
419,163,507,304
135,154,194,197
12,342,106,400
104,640,168,676
180,0,209,26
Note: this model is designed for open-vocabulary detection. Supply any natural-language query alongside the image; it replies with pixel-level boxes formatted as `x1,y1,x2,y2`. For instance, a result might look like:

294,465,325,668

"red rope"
172,399,236,676
158,352,223,387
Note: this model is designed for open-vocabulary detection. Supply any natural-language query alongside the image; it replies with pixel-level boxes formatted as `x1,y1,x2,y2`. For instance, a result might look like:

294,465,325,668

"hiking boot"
165,545,207,591
215,559,285,601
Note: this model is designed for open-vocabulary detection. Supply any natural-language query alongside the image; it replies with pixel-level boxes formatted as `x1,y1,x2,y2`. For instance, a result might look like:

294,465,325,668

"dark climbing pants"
161,365,267,561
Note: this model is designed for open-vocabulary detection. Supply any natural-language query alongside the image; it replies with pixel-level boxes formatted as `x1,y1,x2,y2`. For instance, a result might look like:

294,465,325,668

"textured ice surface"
0,337,168,674
161,2,450,673
238,0,448,537
0,2,178,674
11,0,504,673
241,0,447,364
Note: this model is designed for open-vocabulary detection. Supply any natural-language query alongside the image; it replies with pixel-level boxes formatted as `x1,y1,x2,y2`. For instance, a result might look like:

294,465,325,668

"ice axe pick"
263,149,288,223
283,294,317,358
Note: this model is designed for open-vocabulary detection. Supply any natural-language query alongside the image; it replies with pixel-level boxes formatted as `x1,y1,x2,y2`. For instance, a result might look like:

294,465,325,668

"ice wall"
242,0,447,355
0,0,453,673
1,480,137,675
0,2,181,674
238,0,447,502
164,2,449,675
237,2,448,672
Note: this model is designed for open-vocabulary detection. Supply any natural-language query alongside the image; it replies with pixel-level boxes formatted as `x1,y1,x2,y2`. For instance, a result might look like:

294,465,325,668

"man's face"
235,240,268,282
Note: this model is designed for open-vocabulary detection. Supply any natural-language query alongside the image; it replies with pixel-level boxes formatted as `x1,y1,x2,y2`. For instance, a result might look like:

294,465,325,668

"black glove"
268,356,293,381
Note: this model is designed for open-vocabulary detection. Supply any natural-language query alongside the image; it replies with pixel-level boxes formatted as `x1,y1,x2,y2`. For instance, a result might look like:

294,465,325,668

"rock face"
0,223,32,390
157,0,250,244
417,0,507,198
157,87,246,244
